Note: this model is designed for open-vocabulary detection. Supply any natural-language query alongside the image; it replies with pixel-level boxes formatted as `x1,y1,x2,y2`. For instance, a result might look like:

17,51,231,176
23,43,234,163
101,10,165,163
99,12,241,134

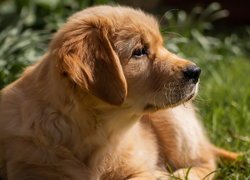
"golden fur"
0,5,237,180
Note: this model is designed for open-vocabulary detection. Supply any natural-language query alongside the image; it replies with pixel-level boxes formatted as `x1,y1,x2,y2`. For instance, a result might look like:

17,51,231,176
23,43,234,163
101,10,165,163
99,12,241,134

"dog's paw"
154,170,171,180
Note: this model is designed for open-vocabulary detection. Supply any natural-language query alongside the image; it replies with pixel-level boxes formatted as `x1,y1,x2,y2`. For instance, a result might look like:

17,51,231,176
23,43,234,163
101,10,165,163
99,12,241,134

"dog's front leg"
127,172,156,180
3,137,93,180
126,170,172,180
6,158,92,180
172,167,215,180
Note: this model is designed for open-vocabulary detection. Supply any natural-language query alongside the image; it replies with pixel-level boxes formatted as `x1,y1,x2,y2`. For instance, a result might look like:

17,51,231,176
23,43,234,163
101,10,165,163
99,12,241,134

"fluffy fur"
0,5,237,180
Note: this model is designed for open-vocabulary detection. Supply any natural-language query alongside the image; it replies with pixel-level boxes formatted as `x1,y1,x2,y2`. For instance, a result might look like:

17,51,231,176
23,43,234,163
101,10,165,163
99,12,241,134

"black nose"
183,65,201,83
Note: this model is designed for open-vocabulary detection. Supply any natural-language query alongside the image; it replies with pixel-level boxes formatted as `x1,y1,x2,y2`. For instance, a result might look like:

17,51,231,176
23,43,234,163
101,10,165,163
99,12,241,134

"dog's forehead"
112,7,163,45
83,6,162,43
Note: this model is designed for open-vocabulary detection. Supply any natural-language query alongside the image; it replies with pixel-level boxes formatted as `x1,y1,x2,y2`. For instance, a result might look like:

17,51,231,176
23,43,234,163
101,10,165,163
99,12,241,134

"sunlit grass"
196,57,250,178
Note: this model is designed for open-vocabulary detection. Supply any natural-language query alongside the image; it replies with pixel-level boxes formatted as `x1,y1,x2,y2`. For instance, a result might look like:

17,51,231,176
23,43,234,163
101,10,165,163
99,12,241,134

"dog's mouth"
144,93,195,111
144,83,198,111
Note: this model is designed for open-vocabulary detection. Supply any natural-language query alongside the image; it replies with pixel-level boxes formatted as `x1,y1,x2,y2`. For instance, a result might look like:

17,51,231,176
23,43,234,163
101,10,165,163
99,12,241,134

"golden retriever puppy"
0,5,237,180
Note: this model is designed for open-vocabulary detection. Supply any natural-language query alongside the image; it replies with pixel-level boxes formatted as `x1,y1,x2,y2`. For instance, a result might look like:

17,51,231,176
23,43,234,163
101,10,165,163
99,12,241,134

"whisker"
159,9,180,25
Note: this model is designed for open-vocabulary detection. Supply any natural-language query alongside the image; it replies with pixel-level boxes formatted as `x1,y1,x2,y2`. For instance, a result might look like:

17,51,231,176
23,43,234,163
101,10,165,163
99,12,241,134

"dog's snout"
183,65,201,83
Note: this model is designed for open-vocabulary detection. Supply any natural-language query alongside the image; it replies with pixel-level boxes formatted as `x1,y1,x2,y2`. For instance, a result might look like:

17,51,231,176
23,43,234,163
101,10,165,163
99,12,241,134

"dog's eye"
132,47,148,58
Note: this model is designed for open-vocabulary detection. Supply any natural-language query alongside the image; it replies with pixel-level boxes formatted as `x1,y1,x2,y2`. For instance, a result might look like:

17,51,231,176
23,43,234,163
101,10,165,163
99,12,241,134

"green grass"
196,57,250,178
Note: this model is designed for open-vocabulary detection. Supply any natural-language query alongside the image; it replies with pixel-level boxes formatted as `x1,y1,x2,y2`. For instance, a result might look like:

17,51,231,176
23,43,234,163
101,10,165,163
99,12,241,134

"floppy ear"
52,20,127,105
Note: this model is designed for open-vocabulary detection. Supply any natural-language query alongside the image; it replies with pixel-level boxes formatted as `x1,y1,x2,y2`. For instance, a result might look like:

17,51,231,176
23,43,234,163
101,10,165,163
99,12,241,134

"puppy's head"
50,6,201,111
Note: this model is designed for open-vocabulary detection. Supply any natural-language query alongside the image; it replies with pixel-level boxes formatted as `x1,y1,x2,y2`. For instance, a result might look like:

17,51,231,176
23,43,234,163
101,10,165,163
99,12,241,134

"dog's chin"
144,84,198,112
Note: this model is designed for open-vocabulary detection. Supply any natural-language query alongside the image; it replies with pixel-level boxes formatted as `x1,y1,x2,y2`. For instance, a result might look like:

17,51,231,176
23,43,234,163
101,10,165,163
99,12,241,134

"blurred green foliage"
162,3,250,63
0,0,113,30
